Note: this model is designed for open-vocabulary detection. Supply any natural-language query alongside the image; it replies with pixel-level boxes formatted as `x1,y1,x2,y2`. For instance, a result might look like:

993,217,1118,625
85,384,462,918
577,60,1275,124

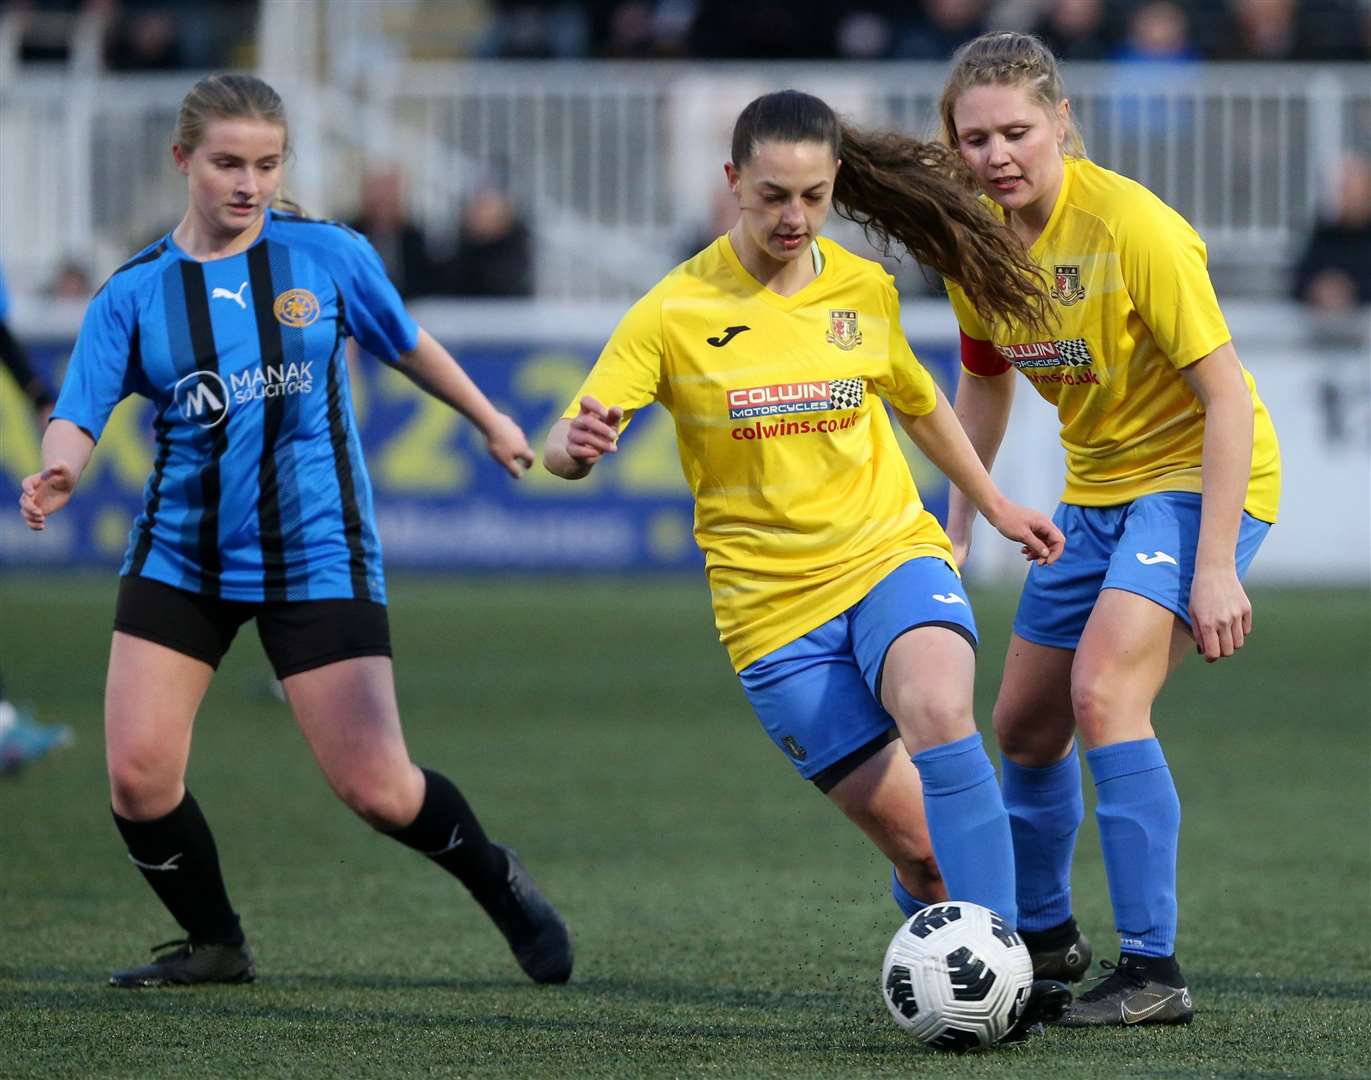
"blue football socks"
890,865,927,918
1000,749,1084,933
912,732,1017,927
1086,737,1181,958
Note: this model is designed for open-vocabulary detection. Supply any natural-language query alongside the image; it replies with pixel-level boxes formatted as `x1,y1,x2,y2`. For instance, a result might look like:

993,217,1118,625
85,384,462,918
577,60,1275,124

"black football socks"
387,767,509,902
113,790,244,946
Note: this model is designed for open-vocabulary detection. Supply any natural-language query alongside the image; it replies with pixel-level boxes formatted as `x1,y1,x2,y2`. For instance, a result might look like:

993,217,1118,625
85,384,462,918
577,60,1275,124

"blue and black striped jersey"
53,209,419,603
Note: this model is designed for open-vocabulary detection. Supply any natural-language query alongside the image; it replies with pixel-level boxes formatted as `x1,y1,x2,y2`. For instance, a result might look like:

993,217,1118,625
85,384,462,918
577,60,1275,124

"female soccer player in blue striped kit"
18,74,572,988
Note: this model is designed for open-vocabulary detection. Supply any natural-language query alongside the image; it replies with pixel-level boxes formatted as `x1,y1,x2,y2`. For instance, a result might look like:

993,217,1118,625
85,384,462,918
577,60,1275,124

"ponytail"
835,125,1052,335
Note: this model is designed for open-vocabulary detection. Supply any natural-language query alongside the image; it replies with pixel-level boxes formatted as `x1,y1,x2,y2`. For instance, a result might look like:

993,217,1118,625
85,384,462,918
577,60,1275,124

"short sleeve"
51,281,140,442
872,279,939,417
561,291,665,428
337,232,420,363
1114,197,1230,369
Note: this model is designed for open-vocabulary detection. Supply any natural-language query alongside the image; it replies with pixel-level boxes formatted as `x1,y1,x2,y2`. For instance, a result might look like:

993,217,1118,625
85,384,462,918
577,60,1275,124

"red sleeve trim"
959,330,1012,377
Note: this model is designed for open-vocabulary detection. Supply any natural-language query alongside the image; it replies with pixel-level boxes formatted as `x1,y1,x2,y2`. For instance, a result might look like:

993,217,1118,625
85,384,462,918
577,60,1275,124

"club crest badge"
1050,264,1086,306
826,309,863,350
273,288,320,328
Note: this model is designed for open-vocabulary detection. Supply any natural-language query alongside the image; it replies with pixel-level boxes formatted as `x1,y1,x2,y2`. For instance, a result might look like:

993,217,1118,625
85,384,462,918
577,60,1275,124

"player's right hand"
565,396,624,465
19,462,76,531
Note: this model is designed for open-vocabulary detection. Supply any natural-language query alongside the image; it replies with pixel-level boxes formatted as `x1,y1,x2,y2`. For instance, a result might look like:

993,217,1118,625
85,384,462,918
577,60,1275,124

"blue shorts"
738,557,977,789
1014,492,1272,651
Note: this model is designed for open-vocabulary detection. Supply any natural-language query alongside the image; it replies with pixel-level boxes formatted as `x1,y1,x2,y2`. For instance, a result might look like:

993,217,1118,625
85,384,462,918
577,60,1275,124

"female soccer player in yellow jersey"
545,89,1073,1034
940,32,1281,1027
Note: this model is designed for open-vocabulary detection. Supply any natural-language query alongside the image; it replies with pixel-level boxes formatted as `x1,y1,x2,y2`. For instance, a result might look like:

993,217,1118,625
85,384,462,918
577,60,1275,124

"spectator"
45,259,94,302
688,1,840,59
894,0,989,61
105,8,185,71
1108,1,1202,149
1112,0,1200,64
1212,0,1364,61
1292,152,1371,311
348,165,451,300
447,186,535,298
477,0,590,58
1032,0,1120,61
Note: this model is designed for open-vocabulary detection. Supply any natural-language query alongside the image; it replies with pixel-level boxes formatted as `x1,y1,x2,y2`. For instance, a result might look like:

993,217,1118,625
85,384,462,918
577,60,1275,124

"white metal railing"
1,59,1367,301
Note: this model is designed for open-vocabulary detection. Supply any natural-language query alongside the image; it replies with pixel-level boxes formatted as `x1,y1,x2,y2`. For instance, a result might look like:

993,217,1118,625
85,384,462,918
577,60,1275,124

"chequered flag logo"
1056,338,1093,367
829,377,864,410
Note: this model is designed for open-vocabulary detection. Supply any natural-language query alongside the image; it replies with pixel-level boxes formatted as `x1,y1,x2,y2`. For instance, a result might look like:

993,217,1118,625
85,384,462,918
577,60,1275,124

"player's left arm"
893,386,1063,565
393,328,534,478
1180,341,1255,663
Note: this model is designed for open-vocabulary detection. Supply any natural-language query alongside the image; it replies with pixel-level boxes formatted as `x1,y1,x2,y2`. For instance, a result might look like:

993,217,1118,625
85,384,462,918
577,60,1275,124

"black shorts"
114,575,392,679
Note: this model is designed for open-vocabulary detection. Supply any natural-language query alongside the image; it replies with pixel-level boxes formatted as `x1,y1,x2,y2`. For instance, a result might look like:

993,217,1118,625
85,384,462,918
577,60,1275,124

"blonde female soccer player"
545,88,1072,1035
19,73,571,988
940,32,1280,1025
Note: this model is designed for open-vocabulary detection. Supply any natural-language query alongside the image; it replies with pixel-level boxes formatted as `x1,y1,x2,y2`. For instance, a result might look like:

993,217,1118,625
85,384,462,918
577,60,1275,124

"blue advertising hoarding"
0,337,957,571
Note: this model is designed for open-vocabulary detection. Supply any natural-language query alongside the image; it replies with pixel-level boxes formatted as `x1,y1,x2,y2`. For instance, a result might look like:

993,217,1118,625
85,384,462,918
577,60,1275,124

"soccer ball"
881,901,1033,1050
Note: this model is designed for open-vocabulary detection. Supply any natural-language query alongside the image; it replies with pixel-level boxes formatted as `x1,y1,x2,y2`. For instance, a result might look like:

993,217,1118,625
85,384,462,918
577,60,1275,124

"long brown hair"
731,90,1052,335
173,73,306,217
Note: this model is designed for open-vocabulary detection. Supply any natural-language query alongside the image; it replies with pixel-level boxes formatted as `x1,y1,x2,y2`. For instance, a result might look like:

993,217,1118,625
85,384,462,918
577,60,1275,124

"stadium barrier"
1,300,1366,583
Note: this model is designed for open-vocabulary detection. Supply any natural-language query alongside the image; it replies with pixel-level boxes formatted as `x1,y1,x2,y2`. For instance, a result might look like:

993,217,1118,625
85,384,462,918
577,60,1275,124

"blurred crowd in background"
5,0,1369,313
6,0,1369,65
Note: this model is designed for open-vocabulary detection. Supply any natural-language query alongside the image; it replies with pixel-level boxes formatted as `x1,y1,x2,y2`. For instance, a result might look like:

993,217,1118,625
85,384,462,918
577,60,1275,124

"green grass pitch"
2,575,1368,1078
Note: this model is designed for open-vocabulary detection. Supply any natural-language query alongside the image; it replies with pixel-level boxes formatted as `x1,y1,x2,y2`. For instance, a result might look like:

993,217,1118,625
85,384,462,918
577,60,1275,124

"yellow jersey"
563,234,953,671
948,156,1280,522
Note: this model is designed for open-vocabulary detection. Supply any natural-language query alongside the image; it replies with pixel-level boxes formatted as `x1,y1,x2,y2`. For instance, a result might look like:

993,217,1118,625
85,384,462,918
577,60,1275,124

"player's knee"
337,770,423,830
993,701,1070,765
1069,668,1118,744
892,691,973,749
107,758,179,819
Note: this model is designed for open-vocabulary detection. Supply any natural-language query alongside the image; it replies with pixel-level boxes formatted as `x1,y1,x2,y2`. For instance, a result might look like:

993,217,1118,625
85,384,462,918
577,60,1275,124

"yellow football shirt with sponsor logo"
563,234,953,671
948,156,1280,522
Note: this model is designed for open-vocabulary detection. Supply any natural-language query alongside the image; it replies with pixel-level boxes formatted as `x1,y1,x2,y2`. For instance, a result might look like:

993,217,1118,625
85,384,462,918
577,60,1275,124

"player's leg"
738,612,944,914
866,558,1072,1035
823,739,945,910
1056,588,1193,1025
105,577,254,988
854,558,1017,926
992,635,1092,982
266,601,571,984
993,502,1119,982
1060,492,1270,1026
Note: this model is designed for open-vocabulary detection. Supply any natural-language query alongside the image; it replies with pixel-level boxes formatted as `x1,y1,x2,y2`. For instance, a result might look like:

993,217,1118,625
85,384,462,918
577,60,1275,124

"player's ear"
172,143,191,175
723,161,741,195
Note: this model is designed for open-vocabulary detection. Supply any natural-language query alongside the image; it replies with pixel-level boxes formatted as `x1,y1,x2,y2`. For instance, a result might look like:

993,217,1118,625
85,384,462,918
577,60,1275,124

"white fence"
1,56,1368,300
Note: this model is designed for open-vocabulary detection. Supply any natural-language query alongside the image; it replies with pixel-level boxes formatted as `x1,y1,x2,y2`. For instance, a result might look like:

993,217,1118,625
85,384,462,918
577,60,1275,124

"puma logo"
211,281,248,309
423,825,463,856
706,325,750,347
1135,551,1178,567
128,852,183,872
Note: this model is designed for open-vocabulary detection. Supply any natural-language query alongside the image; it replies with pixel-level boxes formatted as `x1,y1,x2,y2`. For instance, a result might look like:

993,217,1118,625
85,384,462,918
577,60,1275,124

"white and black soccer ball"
881,901,1033,1050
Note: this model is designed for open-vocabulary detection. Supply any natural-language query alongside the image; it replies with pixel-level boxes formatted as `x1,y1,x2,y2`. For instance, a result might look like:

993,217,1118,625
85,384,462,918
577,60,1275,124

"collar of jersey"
719,233,831,311
1025,156,1076,259
165,207,275,263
